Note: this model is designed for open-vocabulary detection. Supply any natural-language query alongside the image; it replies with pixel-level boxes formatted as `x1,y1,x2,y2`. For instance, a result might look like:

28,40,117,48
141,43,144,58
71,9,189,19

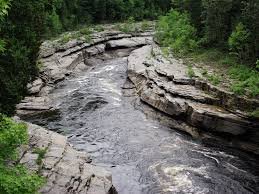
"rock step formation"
127,45,259,154
16,31,153,118
15,118,116,194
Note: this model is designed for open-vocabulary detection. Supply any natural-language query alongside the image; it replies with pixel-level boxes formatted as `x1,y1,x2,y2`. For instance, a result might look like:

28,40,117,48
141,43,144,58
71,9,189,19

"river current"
27,52,259,194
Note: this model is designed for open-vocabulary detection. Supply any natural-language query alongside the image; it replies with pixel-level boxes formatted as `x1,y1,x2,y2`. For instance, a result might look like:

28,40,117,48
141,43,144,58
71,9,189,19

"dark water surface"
27,55,259,194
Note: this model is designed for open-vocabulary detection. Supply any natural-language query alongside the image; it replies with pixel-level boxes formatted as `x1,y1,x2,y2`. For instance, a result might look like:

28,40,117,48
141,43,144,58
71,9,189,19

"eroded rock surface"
17,31,153,117
15,118,116,194
127,45,259,154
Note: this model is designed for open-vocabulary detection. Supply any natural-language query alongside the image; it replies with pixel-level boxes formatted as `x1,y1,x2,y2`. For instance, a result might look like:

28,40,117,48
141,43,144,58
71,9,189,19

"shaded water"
27,53,259,194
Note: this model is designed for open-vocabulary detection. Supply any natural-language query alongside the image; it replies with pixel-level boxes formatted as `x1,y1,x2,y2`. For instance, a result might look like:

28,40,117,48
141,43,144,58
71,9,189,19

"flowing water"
27,51,259,194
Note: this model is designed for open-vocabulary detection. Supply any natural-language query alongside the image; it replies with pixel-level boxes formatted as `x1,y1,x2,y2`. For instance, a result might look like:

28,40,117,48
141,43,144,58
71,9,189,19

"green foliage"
229,65,259,97
0,164,45,194
141,20,150,31
0,115,28,161
0,0,10,20
207,75,221,86
187,64,196,78
201,69,208,76
94,25,104,32
33,148,47,166
0,0,54,115
78,0,171,23
0,0,10,53
156,10,198,55
0,115,45,194
249,109,259,119
118,17,137,33
171,0,258,65
228,23,251,62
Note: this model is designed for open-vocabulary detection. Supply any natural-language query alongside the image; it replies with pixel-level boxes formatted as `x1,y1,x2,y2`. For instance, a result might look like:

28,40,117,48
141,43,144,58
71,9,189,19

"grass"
33,148,47,166
207,75,221,85
58,26,93,44
249,109,259,119
94,25,105,32
186,48,259,97
187,64,196,78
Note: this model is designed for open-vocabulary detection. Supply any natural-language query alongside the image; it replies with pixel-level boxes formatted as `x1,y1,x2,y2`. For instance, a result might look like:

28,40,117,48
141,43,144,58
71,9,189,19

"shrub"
156,10,198,55
141,20,150,31
229,65,259,97
207,75,221,86
187,64,195,78
228,23,251,63
0,115,45,194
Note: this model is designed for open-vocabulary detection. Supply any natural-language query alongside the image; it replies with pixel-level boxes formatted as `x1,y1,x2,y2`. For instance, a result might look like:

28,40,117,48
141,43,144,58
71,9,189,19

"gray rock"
27,78,44,95
15,120,116,194
106,37,152,49
127,44,259,154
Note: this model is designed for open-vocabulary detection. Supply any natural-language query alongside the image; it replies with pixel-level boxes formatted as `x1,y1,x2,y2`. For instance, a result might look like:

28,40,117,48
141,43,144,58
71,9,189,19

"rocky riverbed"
16,28,259,193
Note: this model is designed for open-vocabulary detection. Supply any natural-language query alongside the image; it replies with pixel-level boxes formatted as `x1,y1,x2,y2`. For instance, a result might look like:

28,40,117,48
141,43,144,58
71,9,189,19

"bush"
229,65,259,97
228,23,251,63
187,64,195,78
156,10,198,55
0,115,45,194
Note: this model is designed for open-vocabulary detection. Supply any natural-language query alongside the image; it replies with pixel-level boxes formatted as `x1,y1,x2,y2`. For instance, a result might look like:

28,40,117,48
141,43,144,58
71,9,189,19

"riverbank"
128,44,259,155
15,24,259,193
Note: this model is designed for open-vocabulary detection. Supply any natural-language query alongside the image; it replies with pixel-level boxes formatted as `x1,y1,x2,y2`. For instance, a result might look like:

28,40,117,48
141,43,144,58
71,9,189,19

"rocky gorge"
16,26,259,193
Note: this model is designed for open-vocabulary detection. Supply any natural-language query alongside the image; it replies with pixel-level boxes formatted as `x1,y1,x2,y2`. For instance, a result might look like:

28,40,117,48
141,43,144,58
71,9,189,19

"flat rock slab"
15,119,116,194
127,44,259,154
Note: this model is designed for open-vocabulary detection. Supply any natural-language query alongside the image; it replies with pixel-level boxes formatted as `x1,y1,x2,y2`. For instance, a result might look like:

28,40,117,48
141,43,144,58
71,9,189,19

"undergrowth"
0,115,45,194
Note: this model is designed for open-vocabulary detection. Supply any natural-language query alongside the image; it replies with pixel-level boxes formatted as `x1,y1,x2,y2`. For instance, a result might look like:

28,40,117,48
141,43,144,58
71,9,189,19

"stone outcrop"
15,118,116,194
16,31,153,118
127,45,259,154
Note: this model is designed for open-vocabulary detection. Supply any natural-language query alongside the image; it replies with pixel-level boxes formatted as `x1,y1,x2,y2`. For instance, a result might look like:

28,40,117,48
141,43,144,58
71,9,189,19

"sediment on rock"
127,44,259,154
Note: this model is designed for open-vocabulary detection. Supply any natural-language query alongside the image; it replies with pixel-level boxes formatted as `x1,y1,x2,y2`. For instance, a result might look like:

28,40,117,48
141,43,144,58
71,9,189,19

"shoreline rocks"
14,118,117,194
16,31,153,118
127,45,259,154
15,30,154,194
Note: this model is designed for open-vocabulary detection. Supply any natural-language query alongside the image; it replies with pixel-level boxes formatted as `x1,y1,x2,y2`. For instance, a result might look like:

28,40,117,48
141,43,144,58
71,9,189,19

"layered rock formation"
16,31,153,118
14,118,116,194
127,45,259,154
15,30,153,194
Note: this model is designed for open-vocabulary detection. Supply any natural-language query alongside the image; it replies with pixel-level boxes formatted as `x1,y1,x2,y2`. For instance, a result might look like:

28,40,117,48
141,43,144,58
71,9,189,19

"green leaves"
0,115,28,162
0,115,45,194
0,0,11,20
0,164,45,194
156,10,198,55
228,23,251,62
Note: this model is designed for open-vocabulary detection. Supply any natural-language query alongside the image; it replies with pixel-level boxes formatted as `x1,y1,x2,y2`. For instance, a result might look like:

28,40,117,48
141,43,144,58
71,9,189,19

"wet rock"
14,119,116,194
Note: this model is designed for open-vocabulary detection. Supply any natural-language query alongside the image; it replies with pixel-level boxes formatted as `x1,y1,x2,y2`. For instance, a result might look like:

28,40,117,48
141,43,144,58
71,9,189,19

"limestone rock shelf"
16,31,153,117
127,45,259,154
15,118,117,194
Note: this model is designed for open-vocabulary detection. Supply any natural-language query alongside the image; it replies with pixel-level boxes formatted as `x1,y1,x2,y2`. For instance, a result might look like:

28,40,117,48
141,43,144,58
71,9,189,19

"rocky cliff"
16,29,154,194
127,45,259,154
15,28,259,193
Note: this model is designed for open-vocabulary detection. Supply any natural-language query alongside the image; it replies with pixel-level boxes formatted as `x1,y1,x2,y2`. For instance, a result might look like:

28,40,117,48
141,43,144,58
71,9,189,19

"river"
26,50,259,194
